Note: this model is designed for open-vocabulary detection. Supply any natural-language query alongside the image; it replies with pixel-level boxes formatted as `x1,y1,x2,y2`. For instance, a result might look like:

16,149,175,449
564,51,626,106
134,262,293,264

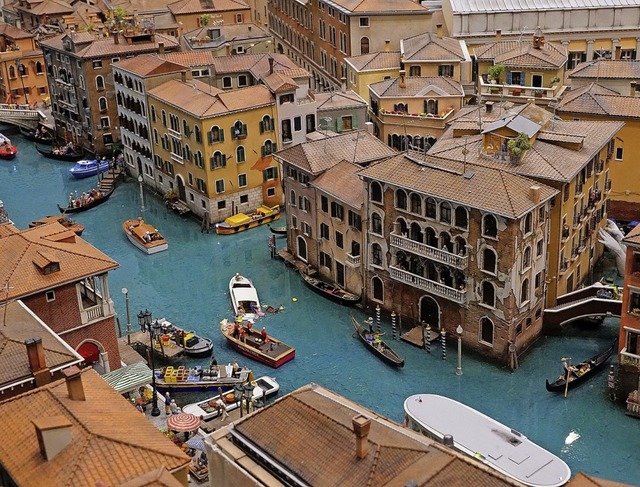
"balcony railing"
562,226,570,240
559,259,569,273
605,180,612,192
346,253,361,266
376,106,455,121
620,348,640,369
389,265,465,304
391,233,468,269
478,79,561,100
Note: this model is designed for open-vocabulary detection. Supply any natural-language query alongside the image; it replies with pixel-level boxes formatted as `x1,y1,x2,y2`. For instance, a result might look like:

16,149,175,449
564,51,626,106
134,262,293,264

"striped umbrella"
167,413,202,432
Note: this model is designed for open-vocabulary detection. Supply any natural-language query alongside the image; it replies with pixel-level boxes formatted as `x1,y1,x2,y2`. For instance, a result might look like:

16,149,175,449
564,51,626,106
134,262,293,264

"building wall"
0,34,48,106
173,10,251,32
347,67,398,104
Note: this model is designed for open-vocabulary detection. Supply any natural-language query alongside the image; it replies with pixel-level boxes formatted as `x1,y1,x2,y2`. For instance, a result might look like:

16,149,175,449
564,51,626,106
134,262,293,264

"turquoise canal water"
1,136,638,485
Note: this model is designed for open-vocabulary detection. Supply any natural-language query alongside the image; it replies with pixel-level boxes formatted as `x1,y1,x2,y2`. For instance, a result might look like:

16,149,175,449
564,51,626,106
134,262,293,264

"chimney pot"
496,29,502,42
352,414,371,459
113,31,119,44
26,336,51,387
631,81,636,97
269,56,274,75
485,101,494,113
181,70,192,82
436,24,443,39
529,185,541,204
158,42,165,55
63,366,85,401
341,77,346,92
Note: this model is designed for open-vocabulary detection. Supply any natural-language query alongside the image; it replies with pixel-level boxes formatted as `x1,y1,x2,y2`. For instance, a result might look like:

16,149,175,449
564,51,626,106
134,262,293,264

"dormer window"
33,250,61,275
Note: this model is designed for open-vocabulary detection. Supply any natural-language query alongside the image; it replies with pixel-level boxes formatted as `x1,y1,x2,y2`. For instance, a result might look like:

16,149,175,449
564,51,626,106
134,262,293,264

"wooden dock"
400,326,442,348
277,248,316,275
124,330,185,360
98,165,123,193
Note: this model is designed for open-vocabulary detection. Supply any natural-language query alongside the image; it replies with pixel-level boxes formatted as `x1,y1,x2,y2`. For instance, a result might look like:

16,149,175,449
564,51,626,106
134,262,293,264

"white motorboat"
403,394,571,487
229,273,264,321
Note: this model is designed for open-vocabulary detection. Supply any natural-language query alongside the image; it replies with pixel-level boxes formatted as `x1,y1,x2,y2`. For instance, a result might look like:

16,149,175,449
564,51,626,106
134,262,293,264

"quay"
120,331,185,361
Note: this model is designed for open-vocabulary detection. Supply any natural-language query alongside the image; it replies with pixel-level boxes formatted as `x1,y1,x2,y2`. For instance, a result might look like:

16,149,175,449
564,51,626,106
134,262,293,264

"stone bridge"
0,104,46,130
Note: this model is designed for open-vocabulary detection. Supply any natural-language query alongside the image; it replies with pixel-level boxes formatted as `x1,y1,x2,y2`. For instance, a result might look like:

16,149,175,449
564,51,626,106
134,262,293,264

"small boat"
154,363,254,394
545,340,617,393
301,272,360,305
57,186,114,214
156,318,213,358
20,127,53,144
35,143,84,162
29,214,85,236
182,376,279,420
404,394,571,487
351,316,404,367
229,273,265,321
0,134,17,160
123,217,168,254
215,205,280,234
268,224,287,236
68,159,111,179
220,318,295,368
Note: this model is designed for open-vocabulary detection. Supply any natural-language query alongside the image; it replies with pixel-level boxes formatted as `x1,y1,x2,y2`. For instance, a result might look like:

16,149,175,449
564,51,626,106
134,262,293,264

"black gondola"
351,315,404,368
268,224,287,236
301,272,360,305
57,186,115,214
35,143,84,162
545,340,617,392
20,127,53,144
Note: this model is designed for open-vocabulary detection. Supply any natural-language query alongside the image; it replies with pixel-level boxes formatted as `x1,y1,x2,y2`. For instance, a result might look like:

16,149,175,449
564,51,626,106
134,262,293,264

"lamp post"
243,383,253,414
234,385,244,418
138,309,161,416
138,175,145,211
121,288,131,345
456,325,463,376
15,60,28,106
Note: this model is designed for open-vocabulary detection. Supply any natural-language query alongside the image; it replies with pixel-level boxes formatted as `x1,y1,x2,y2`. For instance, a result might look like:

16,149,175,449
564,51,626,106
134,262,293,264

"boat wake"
564,431,581,446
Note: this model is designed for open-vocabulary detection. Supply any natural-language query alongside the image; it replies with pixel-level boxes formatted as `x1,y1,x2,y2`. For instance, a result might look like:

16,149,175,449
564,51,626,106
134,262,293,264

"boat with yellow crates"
154,363,253,393
156,318,213,358
214,205,280,235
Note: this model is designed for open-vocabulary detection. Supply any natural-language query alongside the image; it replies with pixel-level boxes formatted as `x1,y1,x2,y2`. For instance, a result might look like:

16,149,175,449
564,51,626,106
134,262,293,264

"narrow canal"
1,136,637,485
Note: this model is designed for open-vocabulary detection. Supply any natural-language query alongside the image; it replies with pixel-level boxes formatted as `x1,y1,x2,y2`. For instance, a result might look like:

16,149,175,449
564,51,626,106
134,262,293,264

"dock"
166,199,191,216
400,326,441,347
98,164,124,193
277,248,317,275
122,330,185,361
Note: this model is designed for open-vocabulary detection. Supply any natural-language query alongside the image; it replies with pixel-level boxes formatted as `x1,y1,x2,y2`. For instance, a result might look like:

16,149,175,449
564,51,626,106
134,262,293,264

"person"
261,327,268,341
170,399,179,414
246,320,253,332
215,397,228,421
366,317,374,333
65,141,74,154
210,355,218,369
68,192,74,207
165,392,172,415
232,321,240,339
232,360,239,377
135,402,144,413
239,326,246,343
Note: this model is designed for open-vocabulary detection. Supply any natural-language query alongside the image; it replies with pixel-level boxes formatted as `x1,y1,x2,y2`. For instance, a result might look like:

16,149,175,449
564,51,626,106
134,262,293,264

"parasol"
167,413,202,432
185,434,206,451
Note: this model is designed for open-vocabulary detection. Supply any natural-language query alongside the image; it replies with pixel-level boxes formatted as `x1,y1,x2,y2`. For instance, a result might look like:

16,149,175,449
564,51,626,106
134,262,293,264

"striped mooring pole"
376,305,381,333
425,325,431,353
391,311,397,340
441,329,447,360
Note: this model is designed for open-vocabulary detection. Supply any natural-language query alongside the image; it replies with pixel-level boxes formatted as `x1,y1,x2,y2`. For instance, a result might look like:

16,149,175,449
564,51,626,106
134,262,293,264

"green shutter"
259,121,264,134
336,117,342,133
261,146,266,157
352,115,358,129
220,129,224,141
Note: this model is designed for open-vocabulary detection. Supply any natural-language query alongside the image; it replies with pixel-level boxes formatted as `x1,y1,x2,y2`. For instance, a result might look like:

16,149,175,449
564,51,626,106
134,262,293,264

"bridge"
543,282,622,332
0,104,47,130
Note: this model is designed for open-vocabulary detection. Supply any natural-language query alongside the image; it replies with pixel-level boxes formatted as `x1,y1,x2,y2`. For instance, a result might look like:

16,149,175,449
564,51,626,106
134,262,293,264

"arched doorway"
176,175,186,201
136,156,142,176
419,295,440,330
297,235,308,261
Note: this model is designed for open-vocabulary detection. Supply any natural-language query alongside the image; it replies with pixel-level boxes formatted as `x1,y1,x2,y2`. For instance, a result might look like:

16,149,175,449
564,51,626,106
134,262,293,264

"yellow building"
147,75,281,224
168,0,252,32
345,51,400,104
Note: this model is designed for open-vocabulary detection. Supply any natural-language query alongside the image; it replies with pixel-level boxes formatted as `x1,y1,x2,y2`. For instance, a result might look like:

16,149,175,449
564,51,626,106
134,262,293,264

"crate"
163,366,174,381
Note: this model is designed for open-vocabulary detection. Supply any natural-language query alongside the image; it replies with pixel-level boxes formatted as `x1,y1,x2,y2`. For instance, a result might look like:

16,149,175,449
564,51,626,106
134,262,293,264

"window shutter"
242,123,247,136
273,166,278,178
263,170,268,182
352,116,358,128
231,127,236,140
220,129,224,141
208,131,213,144
336,117,342,133
506,71,512,84
259,121,264,134
273,143,277,153
261,146,266,157
222,154,227,167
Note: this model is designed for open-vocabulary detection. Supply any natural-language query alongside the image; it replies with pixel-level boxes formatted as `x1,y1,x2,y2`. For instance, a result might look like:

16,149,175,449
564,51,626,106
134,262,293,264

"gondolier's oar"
563,357,572,398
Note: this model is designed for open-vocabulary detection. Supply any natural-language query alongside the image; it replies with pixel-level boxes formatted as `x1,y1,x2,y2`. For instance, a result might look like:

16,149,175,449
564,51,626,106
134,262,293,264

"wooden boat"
182,376,279,420
351,315,404,367
68,159,111,179
156,318,213,358
123,217,168,254
154,363,253,394
302,272,360,305
35,143,84,162
215,205,280,234
229,273,264,321
29,214,85,236
545,340,617,393
20,127,53,144
0,134,17,160
220,318,295,368
268,224,287,236
404,394,571,487
57,186,114,214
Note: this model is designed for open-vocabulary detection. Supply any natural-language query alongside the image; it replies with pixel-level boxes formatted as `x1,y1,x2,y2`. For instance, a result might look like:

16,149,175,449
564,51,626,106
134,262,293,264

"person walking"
165,392,172,415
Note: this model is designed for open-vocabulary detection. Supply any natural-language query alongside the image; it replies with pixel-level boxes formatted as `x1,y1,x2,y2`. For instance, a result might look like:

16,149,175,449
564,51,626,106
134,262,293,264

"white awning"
102,361,152,394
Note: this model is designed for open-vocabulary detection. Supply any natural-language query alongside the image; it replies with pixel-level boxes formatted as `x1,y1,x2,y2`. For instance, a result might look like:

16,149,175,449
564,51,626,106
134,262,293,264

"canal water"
1,136,638,485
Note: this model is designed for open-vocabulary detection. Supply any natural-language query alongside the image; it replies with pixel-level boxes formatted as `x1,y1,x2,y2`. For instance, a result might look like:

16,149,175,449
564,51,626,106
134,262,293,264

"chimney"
533,26,544,49
384,39,390,51
33,416,73,461
352,415,371,459
341,77,346,92
485,101,494,113
248,25,252,31
113,31,119,44
436,24,443,39
25,337,52,387
365,121,374,134
399,70,406,88
181,70,193,82
496,29,502,42
63,366,85,401
269,56,274,75
226,44,231,56
158,42,165,55
529,185,541,204
631,81,636,97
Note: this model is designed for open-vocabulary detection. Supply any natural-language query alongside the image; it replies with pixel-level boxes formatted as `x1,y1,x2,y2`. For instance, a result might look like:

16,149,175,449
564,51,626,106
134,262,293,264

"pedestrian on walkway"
165,392,172,415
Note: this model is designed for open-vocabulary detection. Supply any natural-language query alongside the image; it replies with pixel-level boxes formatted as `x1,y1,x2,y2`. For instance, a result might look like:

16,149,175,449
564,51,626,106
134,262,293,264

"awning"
78,341,100,363
102,361,153,394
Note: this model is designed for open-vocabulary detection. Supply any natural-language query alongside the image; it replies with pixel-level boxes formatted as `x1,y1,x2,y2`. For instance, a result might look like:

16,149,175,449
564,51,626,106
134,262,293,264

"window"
440,202,451,224
96,76,105,90
45,290,55,302
264,166,278,181
100,116,110,128
282,119,292,142
455,207,468,229
348,210,362,230
438,65,454,77
98,97,108,112
360,37,369,55
372,276,383,301
240,195,248,204
260,115,274,133
396,189,407,210
320,223,329,240
524,212,533,234
238,75,248,87
372,212,382,235
409,66,421,76
335,231,343,249
536,239,543,257
236,146,245,163
238,173,247,187
320,251,332,269
279,93,294,104
215,179,225,193
188,172,193,186
92,59,103,69
223,77,232,88
628,290,640,313
371,243,382,266
306,114,316,133
330,202,344,220
262,140,276,157
521,279,530,304
196,178,206,192
371,181,383,203
410,193,421,214
162,110,167,127
535,272,542,290
483,214,498,238
194,126,202,143
294,116,302,132
483,248,497,274
218,201,226,210
482,281,495,307
616,147,624,160
523,246,531,270
321,195,328,213
210,151,226,169
480,317,494,345
359,17,369,27
208,126,224,143
301,221,312,236
426,198,436,218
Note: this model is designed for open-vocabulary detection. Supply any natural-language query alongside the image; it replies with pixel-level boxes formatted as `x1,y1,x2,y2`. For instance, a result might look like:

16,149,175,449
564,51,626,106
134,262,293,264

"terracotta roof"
227,384,520,487
556,83,640,119
183,22,270,43
330,0,429,13
345,51,400,72
262,71,299,93
313,160,363,208
0,368,190,487
623,222,640,247
17,0,74,15
152,11,181,29
370,76,464,97
0,301,81,394
210,53,299,78
474,39,567,69
0,22,34,39
113,54,186,77
315,89,367,109
567,471,635,487
40,32,179,58
119,467,186,487
569,59,640,79
108,0,178,15
168,0,249,15
403,32,466,62
361,150,557,219
0,222,119,302
159,50,215,67
450,0,640,14
275,130,395,175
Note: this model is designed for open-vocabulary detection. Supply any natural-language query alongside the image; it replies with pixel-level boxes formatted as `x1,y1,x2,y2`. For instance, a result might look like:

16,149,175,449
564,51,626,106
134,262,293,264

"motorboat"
215,205,280,234
68,159,111,179
123,217,168,254
229,273,264,321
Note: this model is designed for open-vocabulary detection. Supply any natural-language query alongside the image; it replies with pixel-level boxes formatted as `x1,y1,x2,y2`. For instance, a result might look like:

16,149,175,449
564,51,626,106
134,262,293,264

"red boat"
0,136,17,160
220,318,295,368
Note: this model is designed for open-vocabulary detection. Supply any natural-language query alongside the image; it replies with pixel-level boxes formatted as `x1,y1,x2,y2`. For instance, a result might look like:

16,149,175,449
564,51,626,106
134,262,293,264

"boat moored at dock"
154,364,253,394
215,205,280,234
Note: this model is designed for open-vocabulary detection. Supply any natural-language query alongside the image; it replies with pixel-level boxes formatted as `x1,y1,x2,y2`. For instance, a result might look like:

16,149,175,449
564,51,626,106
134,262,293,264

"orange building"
620,226,640,370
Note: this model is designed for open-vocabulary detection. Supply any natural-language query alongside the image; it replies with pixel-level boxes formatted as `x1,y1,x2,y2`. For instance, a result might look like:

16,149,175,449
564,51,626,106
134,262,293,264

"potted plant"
507,132,531,163
533,89,544,97
164,189,177,201
549,76,561,86
487,64,505,84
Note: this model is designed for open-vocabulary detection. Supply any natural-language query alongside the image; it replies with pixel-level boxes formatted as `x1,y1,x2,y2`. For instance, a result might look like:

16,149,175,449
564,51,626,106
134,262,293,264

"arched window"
210,126,223,143
440,202,451,224
153,128,158,144
96,75,105,90
426,197,437,218
371,181,383,202
480,317,494,345
521,279,530,304
79,75,85,89
372,212,382,235
410,193,422,214
161,110,167,127
524,212,533,234
395,189,407,210
236,146,246,163
454,206,468,229
183,119,190,136
410,222,423,243
98,97,107,112
425,99,439,115
35,61,43,74
371,243,383,266
523,246,532,269
397,217,408,236
372,276,384,301
482,281,495,307
483,214,498,238
8,65,16,79
409,66,421,76
440,232,452,252
290,190,296,206
194,126,202,143
426,227,438,247
455,236,467,255
483,248,497,274
151,105,156,122
360,37,370,55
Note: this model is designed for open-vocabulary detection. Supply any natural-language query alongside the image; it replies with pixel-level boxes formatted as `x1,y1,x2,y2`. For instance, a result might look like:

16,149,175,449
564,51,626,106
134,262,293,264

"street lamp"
138,175,145,211
234,384,245,418
15,60,28,105
243,383,253,414
456,325,463,376
121,288,131,345
138,309,161,416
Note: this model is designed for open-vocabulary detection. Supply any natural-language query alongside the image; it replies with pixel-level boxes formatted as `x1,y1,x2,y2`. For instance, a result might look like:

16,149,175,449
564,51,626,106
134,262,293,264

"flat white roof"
449,0,640,13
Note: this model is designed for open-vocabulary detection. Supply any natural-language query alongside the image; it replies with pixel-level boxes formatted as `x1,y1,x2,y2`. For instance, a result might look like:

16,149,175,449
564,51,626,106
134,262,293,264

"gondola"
351,315,404,367
57,186,115,214
35,143,84,162
20,127,53,144
268,224,287,236
301,272,360,305
545,340,617,392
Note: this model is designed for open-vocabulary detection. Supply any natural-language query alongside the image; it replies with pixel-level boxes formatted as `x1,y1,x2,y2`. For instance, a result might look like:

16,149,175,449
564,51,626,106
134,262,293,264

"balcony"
478,78,563,102
561,225,570,241
346,253,361,266
391,233,468,269
376,106,455,123
389,265,466,304
170,152,184,164
620,348,640,369
559,259,569,273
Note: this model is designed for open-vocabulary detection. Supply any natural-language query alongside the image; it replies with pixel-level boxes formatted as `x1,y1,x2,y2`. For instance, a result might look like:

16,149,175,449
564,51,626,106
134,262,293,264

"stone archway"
176,174,186,202
77,339,107,373
419,295,440,331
